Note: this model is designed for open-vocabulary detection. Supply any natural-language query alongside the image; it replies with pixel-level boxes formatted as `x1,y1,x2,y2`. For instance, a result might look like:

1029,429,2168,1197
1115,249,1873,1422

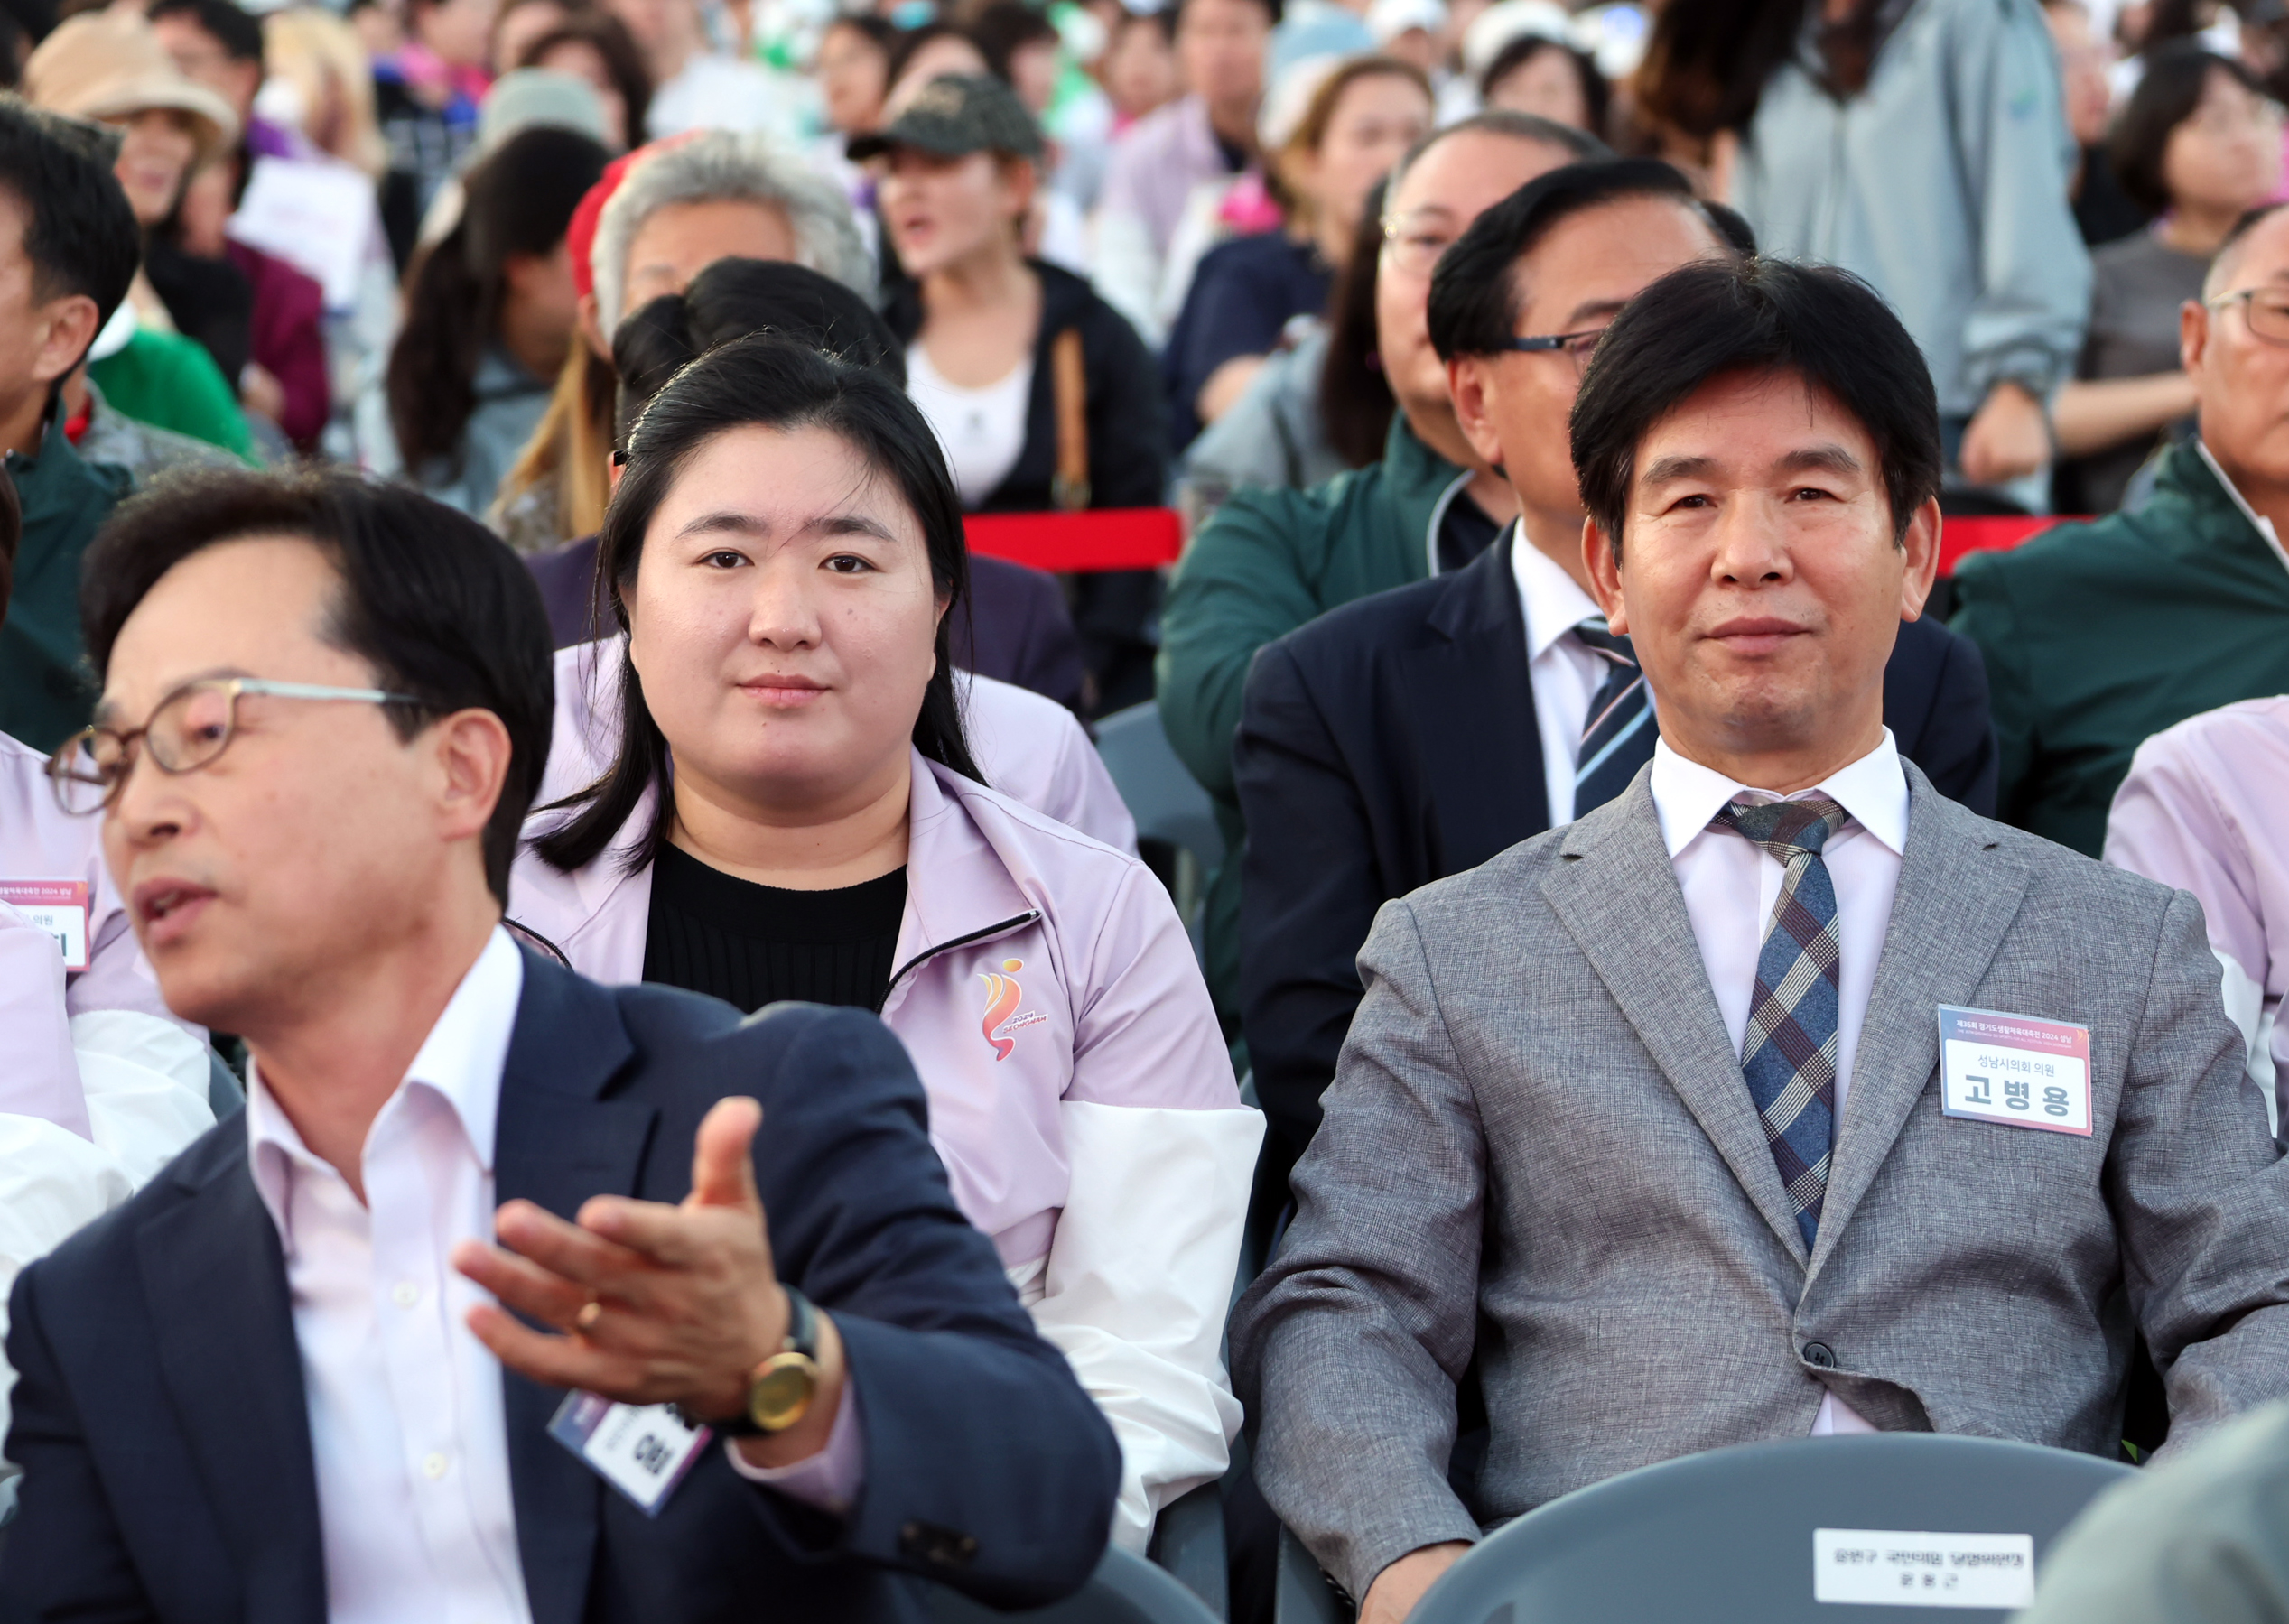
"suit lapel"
1541,780,1810,1265
135,1141,328,1619
1808,768,2026,1278
491,951,655,1624
1408,534,1549,868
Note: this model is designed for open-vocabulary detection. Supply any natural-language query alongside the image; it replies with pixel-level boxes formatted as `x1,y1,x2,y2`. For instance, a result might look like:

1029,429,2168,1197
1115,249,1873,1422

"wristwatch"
684,1286,823,1437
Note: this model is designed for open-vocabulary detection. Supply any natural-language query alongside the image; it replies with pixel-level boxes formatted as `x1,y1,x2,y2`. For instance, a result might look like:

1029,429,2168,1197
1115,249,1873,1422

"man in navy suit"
1236,162,1999,1179
1,468,1119,1622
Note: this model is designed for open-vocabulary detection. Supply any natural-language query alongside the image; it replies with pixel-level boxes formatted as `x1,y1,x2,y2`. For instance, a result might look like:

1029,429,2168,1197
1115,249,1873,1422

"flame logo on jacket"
980,959,1025,1061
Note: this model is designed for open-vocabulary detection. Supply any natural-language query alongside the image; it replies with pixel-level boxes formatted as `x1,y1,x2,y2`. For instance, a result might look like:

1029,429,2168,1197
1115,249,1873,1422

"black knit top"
640,843,909,1015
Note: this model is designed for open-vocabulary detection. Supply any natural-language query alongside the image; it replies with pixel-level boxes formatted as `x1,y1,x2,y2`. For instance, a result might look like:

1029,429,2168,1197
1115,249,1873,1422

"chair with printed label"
1403,1433,2132,1624
924,1544,1224,1624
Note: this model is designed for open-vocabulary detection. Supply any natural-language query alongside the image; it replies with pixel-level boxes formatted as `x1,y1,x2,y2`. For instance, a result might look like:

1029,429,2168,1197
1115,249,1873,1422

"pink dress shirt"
1649,731,1912,1435
2105,695,2289,1131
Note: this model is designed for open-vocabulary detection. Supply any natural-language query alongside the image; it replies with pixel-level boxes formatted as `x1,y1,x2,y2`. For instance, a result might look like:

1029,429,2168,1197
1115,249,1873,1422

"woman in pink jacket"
507,332,1261,1550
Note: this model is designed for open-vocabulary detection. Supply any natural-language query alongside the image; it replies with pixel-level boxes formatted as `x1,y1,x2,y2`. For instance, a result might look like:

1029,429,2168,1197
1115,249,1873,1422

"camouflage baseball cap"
847,74,1046,163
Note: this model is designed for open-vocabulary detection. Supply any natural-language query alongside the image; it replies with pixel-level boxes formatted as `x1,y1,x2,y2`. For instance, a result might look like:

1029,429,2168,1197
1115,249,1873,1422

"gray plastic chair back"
1093,702,1224,876
926,1545,1224,1624
1093,701,1224,938
1410,1434,2133,1624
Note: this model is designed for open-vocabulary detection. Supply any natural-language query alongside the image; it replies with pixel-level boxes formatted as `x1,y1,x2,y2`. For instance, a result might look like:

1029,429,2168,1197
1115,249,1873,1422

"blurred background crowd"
0,0,2254,664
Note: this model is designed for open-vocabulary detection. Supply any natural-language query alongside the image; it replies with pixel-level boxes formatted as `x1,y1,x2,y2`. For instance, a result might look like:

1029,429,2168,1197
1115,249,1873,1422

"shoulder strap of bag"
1050,327,1091,512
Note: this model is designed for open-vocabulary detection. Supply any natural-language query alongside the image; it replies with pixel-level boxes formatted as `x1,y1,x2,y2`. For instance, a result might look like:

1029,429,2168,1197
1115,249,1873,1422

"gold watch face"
747,1351,821,1433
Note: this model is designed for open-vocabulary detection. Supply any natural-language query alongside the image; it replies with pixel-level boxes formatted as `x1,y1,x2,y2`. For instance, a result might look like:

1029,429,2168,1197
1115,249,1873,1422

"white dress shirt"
1509,525,1625,828
249,928,861,1619
2197,439,2289,580
1649,731,1912,1437
248,927,534,1624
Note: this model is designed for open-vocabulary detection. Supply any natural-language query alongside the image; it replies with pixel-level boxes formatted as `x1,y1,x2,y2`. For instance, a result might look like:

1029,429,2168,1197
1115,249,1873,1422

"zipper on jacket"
883,909,1044,998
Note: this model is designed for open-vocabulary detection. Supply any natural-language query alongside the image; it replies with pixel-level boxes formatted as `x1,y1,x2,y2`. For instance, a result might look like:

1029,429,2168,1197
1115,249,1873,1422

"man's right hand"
1358,1542,1472,1624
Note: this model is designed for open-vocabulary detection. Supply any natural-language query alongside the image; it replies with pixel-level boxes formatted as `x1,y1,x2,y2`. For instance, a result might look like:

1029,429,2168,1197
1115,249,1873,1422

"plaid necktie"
1710,794,1853,1250
1571,619,1657,813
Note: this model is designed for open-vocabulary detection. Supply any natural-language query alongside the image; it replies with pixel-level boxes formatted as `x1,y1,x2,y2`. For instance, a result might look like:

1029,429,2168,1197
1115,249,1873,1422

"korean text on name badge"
1937,1005,2092,1137
1813,1528,2036,1609
547,1391,711,1516
0,879,90,971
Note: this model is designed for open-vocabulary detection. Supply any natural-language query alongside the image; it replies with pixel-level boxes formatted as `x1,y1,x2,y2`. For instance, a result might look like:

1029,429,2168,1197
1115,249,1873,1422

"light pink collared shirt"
247,927,856,1620
1650,730,1912,1436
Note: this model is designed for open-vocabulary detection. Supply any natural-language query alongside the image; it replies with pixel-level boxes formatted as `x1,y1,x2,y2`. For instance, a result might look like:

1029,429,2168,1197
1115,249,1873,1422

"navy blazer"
1234,533,2001,1174
0,952,1120,1623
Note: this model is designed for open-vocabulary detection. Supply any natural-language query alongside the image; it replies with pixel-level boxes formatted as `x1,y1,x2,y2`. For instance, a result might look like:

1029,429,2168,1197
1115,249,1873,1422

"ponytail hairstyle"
386,124,609,476
534,331,982,876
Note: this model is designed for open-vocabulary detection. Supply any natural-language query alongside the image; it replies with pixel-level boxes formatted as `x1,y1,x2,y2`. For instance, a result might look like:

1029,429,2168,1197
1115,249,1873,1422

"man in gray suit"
1231,254,2289,1624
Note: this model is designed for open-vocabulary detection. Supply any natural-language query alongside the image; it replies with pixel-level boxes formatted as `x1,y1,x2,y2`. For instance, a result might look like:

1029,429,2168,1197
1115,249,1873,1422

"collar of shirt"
247,926,526,1241
2197,438,2289,580
1649,730,1910,862
1508,523,1606,661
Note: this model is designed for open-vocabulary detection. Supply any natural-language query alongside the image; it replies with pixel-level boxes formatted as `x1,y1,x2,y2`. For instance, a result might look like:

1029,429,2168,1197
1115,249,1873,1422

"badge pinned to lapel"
1937,1005,2093,1137
548,1391,711,1515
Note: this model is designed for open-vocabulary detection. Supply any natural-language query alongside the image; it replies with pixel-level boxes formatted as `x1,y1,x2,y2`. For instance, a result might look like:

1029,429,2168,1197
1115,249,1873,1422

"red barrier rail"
963,508,2075,578
964,508,1185,572
1939,515,2074,577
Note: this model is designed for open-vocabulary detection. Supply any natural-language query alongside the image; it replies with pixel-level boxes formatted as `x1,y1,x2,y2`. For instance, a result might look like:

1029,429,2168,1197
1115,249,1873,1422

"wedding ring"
574,1297,604,1333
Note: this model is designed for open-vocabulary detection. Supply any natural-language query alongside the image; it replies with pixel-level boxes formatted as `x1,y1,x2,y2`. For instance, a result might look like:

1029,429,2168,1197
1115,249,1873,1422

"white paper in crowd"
1812,1529,2036,1609
1937,1006,2094,1137
228,156,377,310
548,1392,711,1515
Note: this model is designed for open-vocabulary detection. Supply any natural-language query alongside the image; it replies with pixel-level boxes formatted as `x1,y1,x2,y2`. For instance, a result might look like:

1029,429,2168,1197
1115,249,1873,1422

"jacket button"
898,1520,978,1569
1803,1341,1837,1369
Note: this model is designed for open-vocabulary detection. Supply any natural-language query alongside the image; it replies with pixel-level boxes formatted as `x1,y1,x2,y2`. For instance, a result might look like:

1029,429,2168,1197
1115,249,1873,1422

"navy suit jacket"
1234,533,2001,1173
0,952,1120,1623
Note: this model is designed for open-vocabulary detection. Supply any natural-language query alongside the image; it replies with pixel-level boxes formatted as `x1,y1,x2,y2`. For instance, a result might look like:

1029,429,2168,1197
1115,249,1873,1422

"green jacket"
1950,438,2289,857
88,328,255,460
1157,413,1473,1027
0,410,130,751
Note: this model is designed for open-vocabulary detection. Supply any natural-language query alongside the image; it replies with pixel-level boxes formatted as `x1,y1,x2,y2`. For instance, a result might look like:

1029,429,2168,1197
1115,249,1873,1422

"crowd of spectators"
10,0,2289,1617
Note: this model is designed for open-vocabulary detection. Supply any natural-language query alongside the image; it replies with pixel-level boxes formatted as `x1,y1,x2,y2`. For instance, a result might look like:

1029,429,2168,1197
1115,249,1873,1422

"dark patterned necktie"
1710,794,1853,1250
1571,619,1657,813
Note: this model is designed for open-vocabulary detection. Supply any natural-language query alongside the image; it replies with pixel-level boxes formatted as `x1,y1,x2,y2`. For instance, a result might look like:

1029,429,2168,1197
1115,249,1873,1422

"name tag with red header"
0,879,90,971
1938,1005,2092,1136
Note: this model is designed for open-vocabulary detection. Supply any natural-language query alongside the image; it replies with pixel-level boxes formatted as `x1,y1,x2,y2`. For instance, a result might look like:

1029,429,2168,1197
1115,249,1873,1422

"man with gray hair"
1952,201,2289,856
585,130,873,347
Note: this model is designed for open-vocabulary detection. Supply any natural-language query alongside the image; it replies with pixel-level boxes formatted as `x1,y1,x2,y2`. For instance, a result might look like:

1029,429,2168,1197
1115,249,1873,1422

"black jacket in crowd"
882,260,1167,710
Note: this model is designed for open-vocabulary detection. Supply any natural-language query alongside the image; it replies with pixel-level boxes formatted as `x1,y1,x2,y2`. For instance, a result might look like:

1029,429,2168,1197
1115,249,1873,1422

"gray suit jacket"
1231,763,2289,1602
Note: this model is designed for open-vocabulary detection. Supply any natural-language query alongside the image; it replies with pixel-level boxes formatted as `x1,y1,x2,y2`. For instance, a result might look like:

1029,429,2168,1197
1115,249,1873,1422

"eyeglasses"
46,677,423,816
1380,215,1457,278
2206,288,2289,345
1506,327,1612,376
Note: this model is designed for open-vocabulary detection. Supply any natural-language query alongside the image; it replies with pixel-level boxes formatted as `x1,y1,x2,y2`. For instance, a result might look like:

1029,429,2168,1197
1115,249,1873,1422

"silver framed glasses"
2206,288,2289,346
47,677,423,816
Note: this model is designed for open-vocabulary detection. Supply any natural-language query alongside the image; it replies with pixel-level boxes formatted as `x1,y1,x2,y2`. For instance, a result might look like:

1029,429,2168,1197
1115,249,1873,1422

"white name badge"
0,879,90,971
1814,1529,2036,1609
1937,1005,2092,1137
547,1391,711,1516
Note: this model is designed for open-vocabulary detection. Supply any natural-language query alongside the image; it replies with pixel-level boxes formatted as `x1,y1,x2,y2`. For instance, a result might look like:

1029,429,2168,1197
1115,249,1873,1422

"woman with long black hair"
377,123,608,515
508,332,1257,1554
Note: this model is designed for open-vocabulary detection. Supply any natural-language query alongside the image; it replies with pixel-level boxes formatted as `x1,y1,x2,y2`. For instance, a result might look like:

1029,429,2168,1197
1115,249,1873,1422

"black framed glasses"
1506,328,1611,376
2206,288,2289,345
47,677,424,816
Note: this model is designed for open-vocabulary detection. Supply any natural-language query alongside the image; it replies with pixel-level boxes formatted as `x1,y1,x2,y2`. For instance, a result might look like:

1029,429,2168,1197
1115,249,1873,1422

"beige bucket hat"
23,11,240,170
